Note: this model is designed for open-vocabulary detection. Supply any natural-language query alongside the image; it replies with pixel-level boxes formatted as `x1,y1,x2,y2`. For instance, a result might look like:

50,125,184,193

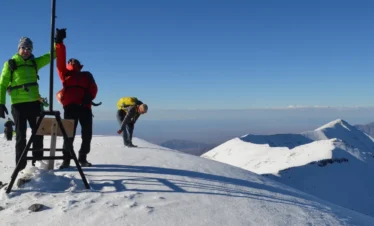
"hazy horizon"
1,107,374,146
91,107,374,145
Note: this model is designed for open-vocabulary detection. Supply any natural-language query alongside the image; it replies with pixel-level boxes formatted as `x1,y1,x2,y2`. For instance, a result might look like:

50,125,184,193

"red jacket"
56,43,98,108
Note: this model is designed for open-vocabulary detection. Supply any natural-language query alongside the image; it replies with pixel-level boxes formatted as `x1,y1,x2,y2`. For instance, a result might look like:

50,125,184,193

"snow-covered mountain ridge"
202,119,374,217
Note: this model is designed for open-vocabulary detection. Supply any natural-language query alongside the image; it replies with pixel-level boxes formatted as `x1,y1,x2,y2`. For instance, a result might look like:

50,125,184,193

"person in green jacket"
0,37,55,170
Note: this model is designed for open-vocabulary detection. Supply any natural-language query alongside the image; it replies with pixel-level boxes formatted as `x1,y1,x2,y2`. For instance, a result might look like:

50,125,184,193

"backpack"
7,58,39,93
117,97,139,110
57,71,101,107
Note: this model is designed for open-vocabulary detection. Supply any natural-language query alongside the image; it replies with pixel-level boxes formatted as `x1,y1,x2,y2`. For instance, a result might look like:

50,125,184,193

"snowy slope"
0,134,373,225
302,119,374,152
202,119,374,217
202,137,349,175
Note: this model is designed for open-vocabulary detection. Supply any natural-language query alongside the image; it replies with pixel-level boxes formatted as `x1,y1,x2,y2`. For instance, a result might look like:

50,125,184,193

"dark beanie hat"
68,58,81,66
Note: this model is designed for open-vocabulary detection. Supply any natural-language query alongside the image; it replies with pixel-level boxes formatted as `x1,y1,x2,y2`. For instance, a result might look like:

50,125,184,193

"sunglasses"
21,46,32,51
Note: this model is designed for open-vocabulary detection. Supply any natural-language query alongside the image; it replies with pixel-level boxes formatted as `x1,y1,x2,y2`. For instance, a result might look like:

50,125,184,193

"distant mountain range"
158,121,374,157
159,139,217,156
202,119,374,217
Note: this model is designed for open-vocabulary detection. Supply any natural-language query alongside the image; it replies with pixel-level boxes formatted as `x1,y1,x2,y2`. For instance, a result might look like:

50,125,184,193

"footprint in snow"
105,201,118,207
32,192,44,198
124,192,143,200
12,207,23,213
129,202,138,208
145,205,154,213
84,199,96,205
59,199,79,212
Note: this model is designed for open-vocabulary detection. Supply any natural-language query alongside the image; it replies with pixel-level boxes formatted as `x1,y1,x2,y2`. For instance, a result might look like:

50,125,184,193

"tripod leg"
6,114,45,193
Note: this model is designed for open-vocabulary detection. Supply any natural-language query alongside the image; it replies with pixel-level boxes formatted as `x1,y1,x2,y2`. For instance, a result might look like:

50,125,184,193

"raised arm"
56,43,68,82
54,28,68,82
34,47,56,71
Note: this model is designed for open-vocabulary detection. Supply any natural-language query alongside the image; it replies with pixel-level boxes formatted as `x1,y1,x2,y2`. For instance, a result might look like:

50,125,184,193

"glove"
0,104,8,119
117,129,122,134
55,28,67,44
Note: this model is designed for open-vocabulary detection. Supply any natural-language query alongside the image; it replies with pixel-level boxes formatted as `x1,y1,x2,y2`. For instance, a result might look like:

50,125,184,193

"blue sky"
0,0,374,120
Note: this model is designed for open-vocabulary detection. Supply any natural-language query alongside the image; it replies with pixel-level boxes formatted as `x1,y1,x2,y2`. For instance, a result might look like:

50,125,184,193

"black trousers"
11,101,43,170
62,104,93,161
116,110,134,145
4,128,13,140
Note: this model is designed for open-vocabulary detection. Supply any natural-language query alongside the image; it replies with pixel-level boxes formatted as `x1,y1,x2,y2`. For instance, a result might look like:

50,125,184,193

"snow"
202,137,338,175
0,133,373,225
314,119,352,131
202,119,374,218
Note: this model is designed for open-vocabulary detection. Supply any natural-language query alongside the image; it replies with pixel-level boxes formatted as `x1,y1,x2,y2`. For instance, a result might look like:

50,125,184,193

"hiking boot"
125,143,137,148
78,154,92,167
59,160,71,169
79,160,92,167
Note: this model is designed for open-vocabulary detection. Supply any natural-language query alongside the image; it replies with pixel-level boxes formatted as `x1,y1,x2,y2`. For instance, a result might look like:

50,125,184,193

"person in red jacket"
54,28,98,169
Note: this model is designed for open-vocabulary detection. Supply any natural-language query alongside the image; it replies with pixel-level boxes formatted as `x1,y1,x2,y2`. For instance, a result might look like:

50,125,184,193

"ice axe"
92,101,102,107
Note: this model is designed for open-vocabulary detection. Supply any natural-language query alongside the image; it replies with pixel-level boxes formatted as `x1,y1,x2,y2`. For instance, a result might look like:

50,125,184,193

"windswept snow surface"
202,119,374,217
0,134,373,225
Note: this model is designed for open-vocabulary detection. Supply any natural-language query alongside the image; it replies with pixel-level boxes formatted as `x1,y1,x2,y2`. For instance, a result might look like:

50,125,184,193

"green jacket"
0,51,55,105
